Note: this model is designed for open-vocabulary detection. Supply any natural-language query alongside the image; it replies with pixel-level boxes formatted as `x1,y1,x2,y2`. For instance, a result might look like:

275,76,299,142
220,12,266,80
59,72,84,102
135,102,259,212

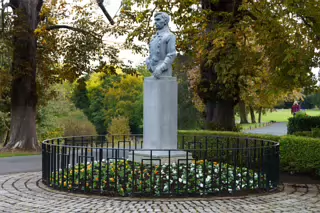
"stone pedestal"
129,150,192,165
143,76,177,149
127,76,192,164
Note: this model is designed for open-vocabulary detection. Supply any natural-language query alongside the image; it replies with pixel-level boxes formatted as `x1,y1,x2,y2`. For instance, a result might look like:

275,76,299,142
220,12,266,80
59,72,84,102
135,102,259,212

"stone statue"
146,12,177,79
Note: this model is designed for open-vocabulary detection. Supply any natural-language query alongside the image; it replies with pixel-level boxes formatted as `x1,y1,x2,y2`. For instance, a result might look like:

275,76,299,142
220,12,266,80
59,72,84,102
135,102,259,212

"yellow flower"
86,183,89,187
63,182,67,187
214,162,218,166
110,178,115,182
81,169,85,173
95,177,99,181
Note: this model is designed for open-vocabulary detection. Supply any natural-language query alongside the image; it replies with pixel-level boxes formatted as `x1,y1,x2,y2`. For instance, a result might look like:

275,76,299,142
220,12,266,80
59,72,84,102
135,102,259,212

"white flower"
102,159,106,163
179,178,183,183
206,176,211,182
87,162,91,165
94,160,97,164
199,183,203,187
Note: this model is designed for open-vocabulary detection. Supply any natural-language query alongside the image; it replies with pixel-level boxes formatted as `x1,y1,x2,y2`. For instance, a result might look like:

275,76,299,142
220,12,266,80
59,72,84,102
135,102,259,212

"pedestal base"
143,77,178,149
127,150,193,165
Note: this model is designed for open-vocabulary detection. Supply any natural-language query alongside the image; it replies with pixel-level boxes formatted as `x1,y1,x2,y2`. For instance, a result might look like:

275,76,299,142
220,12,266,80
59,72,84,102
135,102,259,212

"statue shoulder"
164,31,176,42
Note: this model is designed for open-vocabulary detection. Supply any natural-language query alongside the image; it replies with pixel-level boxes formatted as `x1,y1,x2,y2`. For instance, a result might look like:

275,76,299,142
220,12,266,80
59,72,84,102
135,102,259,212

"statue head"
154,12,170,30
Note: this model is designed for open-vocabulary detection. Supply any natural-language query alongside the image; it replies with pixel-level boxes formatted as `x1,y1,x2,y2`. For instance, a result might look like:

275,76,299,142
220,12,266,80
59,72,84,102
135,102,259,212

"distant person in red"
291,101,300,116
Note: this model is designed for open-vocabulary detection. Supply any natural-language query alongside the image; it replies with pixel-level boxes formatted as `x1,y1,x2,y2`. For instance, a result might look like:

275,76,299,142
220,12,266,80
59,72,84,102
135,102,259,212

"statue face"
154,15,166,30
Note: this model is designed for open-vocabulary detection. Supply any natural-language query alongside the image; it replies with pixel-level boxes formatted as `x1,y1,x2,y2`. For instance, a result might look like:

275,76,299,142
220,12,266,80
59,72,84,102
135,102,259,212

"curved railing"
42,135,279,197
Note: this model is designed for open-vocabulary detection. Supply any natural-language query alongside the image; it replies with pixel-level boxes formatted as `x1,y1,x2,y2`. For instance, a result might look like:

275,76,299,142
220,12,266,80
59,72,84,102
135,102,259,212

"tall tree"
1,0,122,151
112,0,319,130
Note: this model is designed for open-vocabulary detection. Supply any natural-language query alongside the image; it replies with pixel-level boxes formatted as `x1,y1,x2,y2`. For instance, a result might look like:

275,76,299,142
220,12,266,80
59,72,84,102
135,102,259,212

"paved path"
0,172,319,213
0,155,41,175
244,122,287,136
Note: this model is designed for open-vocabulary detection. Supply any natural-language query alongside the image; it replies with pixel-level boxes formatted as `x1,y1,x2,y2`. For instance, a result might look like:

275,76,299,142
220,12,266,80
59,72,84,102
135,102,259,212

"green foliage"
37,82,96,141
280,136,320,175
53,160,269,196
111,0,320,129
293,131,312,137
60,111,97,137
72,73,120,134
175,55,204,129
287,115,320,134
178,130,281,142
107,116,131,144
306,92,320,108
179,130,320,176
293,128,320,138
104,75,143,134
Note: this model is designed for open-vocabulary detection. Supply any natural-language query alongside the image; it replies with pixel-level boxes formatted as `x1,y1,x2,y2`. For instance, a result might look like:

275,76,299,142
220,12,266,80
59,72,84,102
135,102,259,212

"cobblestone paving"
0,172,319,213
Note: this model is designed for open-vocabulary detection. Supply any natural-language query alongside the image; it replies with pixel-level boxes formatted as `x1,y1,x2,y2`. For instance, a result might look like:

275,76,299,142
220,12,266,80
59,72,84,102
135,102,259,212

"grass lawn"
0,145,40,158
237,109,320,123
0,152,40,158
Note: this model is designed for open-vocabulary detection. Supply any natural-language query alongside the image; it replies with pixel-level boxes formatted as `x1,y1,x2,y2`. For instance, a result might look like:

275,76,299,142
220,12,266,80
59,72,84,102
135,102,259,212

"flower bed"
50,159,271,196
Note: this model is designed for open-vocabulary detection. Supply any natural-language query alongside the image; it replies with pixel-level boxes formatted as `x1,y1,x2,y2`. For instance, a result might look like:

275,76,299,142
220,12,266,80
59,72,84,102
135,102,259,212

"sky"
99,1,146,67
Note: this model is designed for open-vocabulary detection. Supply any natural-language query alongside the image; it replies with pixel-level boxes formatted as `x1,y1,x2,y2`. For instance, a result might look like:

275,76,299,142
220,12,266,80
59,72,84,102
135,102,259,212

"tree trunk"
258,107,262,123
249,106,256,123
199,0,242,131
239,100,248,124
2,0,43,151
205,100,236,131
3,130,9,146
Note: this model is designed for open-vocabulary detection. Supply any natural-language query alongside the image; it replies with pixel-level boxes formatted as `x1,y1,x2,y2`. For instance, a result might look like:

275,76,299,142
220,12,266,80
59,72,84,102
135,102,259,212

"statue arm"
159,35,177,72
146,56,152,72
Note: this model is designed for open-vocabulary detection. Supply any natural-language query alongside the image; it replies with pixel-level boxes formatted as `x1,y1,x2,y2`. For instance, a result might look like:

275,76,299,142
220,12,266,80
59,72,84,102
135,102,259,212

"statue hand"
153,69,161,79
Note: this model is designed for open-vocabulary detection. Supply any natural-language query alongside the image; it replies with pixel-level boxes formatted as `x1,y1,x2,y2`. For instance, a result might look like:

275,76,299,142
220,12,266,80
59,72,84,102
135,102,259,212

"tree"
111,0,319,131
0,0,122,151
104,75,143,134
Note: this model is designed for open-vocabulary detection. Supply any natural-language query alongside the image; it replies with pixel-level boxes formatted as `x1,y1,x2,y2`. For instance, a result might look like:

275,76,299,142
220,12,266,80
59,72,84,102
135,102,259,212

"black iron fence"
42,135,279,197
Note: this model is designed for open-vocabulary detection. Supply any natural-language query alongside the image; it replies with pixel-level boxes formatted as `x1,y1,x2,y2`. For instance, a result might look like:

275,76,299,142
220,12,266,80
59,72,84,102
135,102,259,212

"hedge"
178,130,320,176
287,115,320,134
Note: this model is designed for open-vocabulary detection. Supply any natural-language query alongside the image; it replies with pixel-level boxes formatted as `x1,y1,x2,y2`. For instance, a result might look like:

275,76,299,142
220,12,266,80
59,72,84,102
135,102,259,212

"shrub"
293,131,312,137
311,128,320,138
279,136,320,175
107,117,131,144
61,111,97,137
287,115,320,134
178,130,320,176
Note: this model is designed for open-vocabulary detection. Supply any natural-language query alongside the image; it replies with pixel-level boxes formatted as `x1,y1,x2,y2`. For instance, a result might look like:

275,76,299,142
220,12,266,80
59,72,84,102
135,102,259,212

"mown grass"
0,152,40,158
236,109,320,123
